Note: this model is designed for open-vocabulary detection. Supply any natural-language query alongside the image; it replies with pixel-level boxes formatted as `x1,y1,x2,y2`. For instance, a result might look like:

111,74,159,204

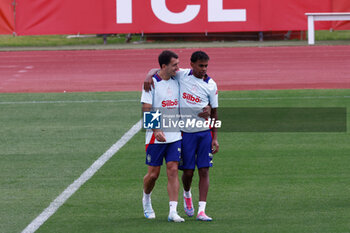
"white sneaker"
168,211,185,222
143,199,155,219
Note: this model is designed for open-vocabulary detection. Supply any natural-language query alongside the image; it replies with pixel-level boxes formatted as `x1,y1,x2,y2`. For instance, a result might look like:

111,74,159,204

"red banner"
332,0,350,29
14,0,350,35
0,0,14,35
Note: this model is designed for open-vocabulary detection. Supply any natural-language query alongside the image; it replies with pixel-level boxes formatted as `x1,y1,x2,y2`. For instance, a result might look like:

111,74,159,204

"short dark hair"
190,51,210,63
158,50,178,68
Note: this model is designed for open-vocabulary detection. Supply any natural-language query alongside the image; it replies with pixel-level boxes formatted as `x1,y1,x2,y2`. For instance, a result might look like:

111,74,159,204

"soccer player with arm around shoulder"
141,50,185,222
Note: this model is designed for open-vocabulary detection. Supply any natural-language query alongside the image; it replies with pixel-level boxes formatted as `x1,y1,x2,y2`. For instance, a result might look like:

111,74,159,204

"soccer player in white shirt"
144,51,219,221
141,50,185,222
176,51,219,221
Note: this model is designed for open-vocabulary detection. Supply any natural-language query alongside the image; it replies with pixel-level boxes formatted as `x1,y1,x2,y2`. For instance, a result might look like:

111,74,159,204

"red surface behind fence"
0,0,14,34
15,0,349,35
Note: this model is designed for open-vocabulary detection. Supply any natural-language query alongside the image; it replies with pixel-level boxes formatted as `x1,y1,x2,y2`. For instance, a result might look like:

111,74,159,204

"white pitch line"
21,120,142,233
1,95,350,106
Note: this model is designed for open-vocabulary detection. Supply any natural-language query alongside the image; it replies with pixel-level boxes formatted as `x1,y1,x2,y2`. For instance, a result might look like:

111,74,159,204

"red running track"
0,46,349,93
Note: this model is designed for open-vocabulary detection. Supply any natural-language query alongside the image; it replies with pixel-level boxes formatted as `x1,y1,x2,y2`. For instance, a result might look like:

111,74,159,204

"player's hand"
144,77,154,92
144,69,158,92
198,105,211,119
212,139,219,154
154,130,166,142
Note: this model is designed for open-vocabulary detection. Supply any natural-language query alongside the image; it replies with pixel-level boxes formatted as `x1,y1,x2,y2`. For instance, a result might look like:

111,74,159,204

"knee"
167,165,178,178
147,171,160,181
183,170,194,179
198,168,209,179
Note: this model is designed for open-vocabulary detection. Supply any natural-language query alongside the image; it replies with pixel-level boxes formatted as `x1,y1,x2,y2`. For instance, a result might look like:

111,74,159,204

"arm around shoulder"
144,68,159,92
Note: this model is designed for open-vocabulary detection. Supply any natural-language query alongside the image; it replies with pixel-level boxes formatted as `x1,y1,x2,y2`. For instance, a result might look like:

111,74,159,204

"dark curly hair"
190,51,210,63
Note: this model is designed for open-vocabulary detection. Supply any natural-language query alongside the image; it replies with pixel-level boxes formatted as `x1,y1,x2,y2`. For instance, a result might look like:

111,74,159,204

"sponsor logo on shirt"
182,92,201,104
161,99,178,108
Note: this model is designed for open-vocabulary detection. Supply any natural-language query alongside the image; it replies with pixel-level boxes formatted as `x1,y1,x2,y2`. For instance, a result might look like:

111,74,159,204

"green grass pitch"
1,89,350,233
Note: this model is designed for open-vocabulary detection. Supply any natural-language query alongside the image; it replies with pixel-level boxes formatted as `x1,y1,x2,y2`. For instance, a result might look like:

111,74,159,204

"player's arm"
144,68,186,92
207,79,219,153
210,108,219,154
142,103,166,142
143,68,159,92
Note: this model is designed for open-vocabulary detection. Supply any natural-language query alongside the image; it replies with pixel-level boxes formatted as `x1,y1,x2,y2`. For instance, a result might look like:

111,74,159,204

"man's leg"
143,166,160,219
165,141,184,222
182,169,195,217
182,169,194,192
143,143,166,219
197,167,212,221
198,167,209,202
166,161,179,201
196,130,213,221
180,132,197,217
143,166,161,194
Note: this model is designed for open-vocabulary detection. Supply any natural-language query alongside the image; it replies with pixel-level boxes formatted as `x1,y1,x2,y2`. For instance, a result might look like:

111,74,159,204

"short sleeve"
141,84,154,105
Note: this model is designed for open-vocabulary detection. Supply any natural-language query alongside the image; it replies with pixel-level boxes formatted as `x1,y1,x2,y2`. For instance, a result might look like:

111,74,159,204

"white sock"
169,201,178,213
198,201,206,213
143,191,151,203
184,189,192,198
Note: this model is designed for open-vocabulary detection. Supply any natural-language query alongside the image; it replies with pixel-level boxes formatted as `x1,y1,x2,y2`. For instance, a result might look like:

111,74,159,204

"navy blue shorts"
179,130,213,170
145,140,182,166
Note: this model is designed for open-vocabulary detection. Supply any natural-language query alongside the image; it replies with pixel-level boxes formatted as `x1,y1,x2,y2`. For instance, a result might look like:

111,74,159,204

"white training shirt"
141,73,181,144
174,68,219,133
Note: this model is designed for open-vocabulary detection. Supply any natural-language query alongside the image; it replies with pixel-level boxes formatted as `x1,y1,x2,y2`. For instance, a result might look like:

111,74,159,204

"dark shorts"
179,130,213,170
145,140,182,166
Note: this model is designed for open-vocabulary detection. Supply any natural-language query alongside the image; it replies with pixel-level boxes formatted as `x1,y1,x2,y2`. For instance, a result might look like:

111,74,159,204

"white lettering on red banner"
116,0,246,24
116,0,132,24
151,0,200,24
208,0,246,22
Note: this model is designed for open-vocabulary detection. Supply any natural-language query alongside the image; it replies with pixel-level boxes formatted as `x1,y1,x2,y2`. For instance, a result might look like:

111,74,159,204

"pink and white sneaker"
196,211,212,221
183,195,194,217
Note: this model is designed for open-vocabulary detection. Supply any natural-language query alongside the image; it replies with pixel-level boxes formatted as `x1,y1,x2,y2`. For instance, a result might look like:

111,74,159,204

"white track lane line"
21,120,142,233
